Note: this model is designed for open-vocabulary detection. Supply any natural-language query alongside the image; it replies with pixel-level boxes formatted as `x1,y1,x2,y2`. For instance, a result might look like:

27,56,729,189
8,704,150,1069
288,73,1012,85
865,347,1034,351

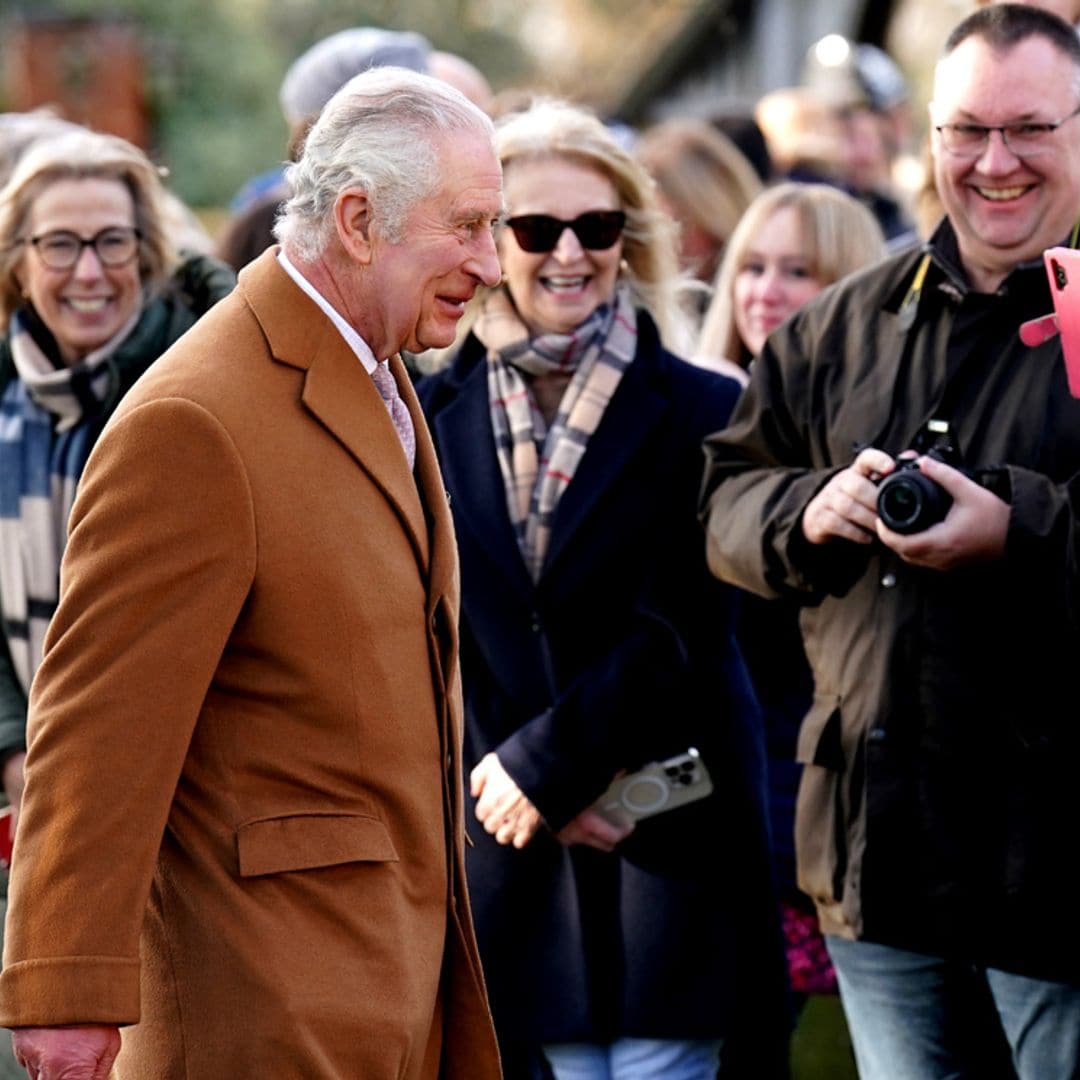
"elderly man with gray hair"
0,67,503,1080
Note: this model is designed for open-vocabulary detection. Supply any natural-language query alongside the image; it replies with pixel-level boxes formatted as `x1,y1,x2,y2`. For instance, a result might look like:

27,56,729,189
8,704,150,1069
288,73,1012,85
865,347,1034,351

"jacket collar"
238,249,436,576
886,218,1057,312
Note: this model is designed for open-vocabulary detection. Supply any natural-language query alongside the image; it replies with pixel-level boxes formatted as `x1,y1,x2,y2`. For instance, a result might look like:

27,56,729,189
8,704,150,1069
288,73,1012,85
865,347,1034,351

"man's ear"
334,188,375,266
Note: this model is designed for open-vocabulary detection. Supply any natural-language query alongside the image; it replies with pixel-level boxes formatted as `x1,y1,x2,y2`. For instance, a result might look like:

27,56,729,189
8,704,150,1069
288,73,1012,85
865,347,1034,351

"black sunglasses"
504,210,626,253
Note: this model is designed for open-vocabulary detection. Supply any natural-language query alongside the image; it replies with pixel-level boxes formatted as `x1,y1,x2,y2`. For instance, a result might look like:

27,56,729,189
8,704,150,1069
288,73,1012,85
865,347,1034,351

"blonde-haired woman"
695,181,885,383
418,99,786,1079
0,129,233,826
696,181,884,1038
635,118,763,286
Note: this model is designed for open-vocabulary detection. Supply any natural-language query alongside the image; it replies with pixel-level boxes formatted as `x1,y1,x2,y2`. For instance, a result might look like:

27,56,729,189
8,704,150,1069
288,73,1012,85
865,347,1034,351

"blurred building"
1,14,147,149
612,0,947,126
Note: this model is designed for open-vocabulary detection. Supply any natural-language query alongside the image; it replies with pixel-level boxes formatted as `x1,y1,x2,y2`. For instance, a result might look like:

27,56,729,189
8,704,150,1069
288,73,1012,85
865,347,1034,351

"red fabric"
782,902,838,995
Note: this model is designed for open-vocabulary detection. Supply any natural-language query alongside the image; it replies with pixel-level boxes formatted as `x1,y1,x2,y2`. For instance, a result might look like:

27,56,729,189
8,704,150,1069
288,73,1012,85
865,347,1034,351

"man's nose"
471,229,502,287
975,128,1022,173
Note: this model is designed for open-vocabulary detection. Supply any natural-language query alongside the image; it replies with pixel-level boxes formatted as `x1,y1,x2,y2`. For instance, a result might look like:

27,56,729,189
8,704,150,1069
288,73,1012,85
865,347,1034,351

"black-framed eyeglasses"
20,226,141,270
934,105,1080,158
503,211,626,253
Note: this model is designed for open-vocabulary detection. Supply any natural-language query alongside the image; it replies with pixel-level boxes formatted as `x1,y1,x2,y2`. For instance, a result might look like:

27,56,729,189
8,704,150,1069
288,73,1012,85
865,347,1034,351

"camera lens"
879,480,921,530
877,468,952,534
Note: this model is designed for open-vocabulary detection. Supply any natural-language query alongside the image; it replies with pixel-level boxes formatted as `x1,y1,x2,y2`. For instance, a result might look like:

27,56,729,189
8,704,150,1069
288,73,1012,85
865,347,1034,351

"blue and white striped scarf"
0,308,137,693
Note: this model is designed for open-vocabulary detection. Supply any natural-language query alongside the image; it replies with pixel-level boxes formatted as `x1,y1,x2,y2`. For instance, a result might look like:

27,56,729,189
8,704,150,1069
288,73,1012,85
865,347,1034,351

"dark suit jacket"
418,312,787,1070
0,250,501,1080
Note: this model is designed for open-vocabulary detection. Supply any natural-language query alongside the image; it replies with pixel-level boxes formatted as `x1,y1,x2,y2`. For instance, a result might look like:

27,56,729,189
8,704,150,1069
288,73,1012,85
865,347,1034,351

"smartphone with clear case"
591,747,713,827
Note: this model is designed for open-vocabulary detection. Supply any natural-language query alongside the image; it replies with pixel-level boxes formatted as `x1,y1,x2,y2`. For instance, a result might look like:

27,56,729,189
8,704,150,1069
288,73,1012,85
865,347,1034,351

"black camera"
875,423,964,535
876,456,953,534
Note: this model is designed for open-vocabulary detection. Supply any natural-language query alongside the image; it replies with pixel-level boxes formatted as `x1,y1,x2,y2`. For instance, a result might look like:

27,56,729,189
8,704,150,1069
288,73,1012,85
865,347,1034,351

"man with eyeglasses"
701,5,1080,1077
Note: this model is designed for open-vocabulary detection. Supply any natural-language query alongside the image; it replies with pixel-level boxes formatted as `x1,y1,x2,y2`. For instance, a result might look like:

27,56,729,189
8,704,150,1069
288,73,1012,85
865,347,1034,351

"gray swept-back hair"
274,66,494,262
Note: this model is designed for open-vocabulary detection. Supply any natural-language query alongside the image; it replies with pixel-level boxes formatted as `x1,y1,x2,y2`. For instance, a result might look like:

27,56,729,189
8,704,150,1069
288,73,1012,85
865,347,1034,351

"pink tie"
371,361,416,470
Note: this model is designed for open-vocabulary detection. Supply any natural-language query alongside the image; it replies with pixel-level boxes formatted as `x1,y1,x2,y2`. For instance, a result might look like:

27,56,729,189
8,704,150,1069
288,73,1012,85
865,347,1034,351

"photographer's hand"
802,447,895,545
877,455,1009,570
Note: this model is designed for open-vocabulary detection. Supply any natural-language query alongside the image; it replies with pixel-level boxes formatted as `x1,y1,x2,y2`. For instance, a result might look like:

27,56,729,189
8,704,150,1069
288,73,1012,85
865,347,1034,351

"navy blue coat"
417,313,787,1075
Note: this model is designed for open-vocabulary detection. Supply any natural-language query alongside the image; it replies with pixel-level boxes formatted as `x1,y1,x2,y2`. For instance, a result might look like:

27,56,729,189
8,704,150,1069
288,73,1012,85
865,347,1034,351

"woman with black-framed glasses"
0,128,234,840
417,100,787,1080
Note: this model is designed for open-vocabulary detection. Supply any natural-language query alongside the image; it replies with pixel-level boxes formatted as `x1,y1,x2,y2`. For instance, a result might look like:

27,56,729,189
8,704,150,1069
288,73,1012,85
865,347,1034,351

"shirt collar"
277,249,377,375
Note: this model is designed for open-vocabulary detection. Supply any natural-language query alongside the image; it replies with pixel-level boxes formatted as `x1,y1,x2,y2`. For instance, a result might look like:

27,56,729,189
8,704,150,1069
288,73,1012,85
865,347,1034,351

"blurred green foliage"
0,0,532,208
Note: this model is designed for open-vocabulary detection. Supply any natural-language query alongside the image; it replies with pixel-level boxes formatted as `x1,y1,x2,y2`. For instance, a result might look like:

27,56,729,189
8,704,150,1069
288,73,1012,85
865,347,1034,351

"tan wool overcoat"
0,250,502,1079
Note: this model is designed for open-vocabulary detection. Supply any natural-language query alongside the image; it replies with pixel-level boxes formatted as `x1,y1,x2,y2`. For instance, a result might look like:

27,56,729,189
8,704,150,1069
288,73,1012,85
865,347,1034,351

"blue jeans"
542,1038,723,1080
827,936,1080,1080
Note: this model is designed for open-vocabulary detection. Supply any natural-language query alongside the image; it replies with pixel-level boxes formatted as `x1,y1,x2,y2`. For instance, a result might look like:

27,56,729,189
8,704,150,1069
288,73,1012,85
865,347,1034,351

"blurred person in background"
417,98,786,1080
216,28,495,276
0,128,234,833
801,35,917,246
429,50,496,116
0,111,215,289
708,107,774,184
0,127,233,1078
0,111,80,192
695,181,885,382
694,183,884,1071
754,88,848,191
216,27,432,273
635,118,762,290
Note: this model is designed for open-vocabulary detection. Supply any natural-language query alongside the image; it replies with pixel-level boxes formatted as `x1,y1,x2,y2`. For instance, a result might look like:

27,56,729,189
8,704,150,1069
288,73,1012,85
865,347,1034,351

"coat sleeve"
0,396,255,1027
699,323,872,602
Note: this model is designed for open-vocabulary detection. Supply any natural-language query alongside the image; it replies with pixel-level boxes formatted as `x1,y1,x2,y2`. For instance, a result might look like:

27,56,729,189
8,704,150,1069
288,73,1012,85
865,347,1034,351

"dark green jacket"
701,220,1080,983
0,253,235,761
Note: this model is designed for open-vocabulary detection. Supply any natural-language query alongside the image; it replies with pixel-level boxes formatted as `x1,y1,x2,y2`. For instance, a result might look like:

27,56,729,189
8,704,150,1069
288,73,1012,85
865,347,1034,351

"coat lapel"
540,356,668,578
433,361,534,598
239,250,430,571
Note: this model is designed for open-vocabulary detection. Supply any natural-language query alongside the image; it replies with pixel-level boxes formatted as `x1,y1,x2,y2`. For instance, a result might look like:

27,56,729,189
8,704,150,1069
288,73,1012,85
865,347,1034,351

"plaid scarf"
0,307,139,693
480,285,637,580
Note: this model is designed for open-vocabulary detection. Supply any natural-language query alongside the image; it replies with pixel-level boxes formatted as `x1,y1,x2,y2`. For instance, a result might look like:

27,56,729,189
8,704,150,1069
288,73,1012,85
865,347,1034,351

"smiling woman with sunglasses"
417,99,786,1080
0,128,234,841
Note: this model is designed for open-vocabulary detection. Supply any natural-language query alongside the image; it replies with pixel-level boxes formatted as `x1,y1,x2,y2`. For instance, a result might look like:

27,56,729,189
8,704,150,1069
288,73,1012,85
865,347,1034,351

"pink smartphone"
1041,247,1080,398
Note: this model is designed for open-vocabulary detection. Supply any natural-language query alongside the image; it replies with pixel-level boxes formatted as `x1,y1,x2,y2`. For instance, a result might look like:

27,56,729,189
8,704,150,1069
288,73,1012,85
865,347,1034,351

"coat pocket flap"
795,696,844,769
236,813,399,878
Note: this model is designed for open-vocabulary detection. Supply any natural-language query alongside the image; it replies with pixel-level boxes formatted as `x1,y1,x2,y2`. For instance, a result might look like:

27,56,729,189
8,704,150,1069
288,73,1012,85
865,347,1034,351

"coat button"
880,572,897,588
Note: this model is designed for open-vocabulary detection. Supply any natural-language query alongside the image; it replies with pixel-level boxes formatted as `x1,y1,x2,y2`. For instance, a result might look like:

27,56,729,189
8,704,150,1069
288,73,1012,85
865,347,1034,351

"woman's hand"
470,752,542,849
555,807,635,852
